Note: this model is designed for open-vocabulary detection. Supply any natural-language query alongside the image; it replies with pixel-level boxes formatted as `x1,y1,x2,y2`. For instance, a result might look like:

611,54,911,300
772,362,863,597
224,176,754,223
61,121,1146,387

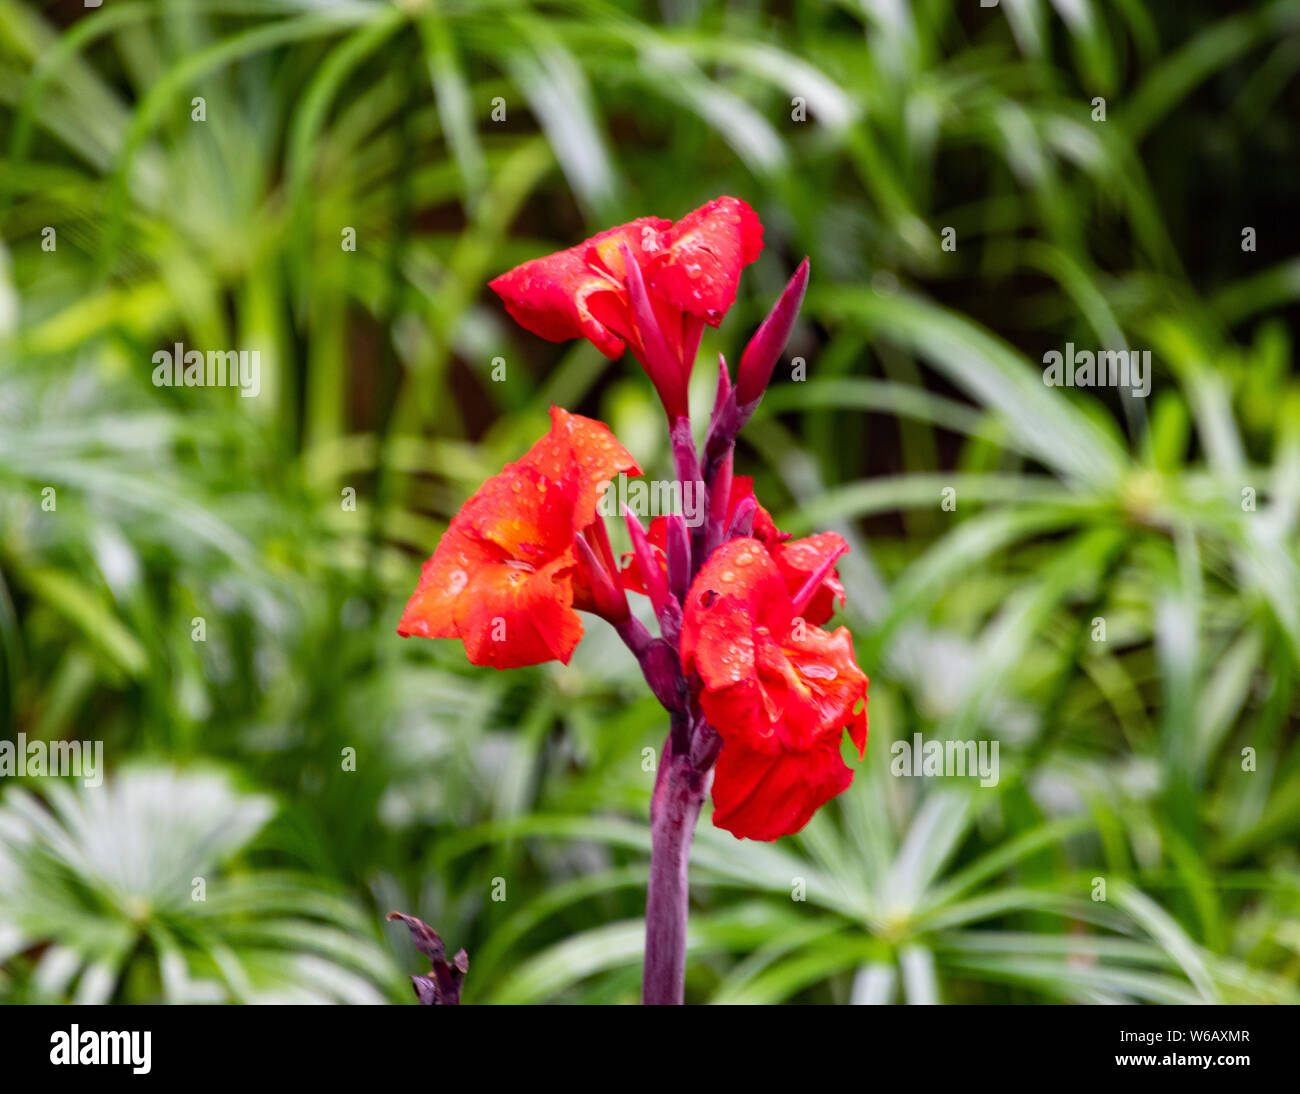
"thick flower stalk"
400,196,868,1005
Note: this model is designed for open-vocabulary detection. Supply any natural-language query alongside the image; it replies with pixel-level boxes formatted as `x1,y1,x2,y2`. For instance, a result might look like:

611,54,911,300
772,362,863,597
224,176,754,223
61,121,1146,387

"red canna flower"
398,407,639,668
406,202,836,999
489,197,763,418
680,538,868,842
620,475,846,625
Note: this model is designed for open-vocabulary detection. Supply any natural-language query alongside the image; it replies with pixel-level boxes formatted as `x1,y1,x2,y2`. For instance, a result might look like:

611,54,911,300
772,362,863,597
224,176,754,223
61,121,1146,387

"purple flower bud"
626,511,672,621
664,513,691,604
705,448,733,556
640,636,687,712
727,495,757,539
712,353,732,423
614,615,685,711
735,257,809,409
387,912,467,1005
688,718,722,770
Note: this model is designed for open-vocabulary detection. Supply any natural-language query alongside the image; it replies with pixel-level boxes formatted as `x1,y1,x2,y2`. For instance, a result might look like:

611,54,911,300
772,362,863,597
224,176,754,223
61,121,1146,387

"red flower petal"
397,521,584,668
459,463,579,569
396,522,483,642
489,218,670,360
727,477,845,624
681,540,787,692
773,531,848,626
397,466,585,668
645,196,764,326
619,514,667,595
710,734,853,843
681,538,868,841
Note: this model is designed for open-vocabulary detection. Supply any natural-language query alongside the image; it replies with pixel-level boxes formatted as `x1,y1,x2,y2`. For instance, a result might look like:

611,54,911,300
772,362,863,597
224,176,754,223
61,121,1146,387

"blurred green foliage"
1,0,1299,1003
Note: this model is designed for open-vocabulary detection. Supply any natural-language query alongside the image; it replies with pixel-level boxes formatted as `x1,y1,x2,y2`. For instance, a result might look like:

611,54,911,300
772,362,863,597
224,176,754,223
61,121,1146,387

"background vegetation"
2,0,1299,1004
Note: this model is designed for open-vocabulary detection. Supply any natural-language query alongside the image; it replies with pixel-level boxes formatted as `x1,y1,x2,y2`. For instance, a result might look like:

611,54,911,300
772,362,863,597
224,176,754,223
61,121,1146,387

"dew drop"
448,569,468,595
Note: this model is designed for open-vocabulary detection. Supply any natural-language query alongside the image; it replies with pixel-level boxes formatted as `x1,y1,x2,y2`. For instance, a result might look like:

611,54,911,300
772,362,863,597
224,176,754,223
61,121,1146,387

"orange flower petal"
520,407,642,519
453,551,584,668
399,408,639,667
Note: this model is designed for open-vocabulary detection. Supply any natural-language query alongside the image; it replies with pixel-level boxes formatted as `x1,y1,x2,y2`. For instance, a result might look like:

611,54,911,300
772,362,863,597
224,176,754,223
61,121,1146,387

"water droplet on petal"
448,569,468,595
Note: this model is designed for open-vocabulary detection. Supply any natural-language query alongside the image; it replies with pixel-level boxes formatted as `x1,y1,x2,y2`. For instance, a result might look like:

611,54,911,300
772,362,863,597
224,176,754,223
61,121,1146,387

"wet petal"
398,408,637,667
775,531,848,625
710,733,853,842
645,196,763,325
489,217,670,359
519,406,642,519
681,536,868,842
454,552,583,668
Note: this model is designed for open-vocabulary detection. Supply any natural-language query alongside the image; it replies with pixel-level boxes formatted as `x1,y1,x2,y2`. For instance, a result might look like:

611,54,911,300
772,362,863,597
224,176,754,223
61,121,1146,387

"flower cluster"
400,196,868,844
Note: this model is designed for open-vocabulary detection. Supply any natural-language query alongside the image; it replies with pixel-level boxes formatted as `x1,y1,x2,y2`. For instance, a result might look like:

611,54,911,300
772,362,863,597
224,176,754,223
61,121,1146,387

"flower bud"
735,258,809,409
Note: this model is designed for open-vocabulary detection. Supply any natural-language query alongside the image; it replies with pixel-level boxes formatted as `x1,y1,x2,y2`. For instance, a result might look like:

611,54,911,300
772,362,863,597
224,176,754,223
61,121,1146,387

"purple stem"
669,416,709,574
643,724,706,1005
